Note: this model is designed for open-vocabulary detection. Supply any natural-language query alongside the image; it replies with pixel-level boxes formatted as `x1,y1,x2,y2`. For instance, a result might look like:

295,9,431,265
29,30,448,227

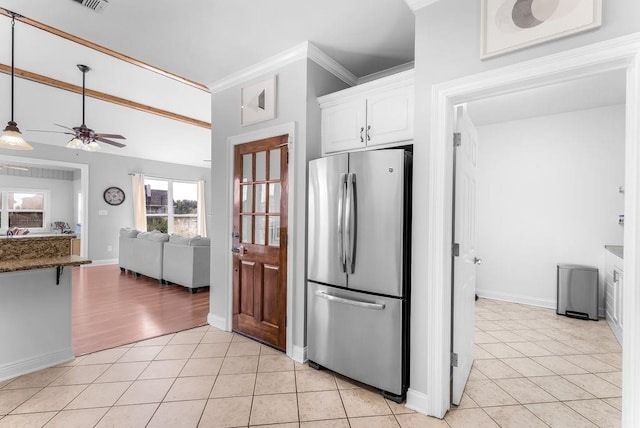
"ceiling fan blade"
95,133,126,140
95,137,126,148
26,129,75,135
54,123,76,132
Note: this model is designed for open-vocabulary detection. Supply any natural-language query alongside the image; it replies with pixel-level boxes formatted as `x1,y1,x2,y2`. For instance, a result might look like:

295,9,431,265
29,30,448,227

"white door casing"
422,34,640,425
451,104,478,406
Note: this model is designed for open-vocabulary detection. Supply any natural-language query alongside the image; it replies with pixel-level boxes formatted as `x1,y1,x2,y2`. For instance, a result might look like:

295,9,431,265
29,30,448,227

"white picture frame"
241,76,276,126
481,0,602,59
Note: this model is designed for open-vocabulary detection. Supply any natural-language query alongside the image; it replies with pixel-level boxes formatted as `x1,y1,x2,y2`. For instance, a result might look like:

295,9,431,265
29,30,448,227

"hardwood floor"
72,265,209,356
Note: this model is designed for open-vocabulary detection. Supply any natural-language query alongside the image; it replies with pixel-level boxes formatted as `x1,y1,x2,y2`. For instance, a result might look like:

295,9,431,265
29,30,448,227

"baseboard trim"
476,289,555,309
405,388,430,415
207,313,229,331
86,258,118,266
291,345,307,363
0,348,74,382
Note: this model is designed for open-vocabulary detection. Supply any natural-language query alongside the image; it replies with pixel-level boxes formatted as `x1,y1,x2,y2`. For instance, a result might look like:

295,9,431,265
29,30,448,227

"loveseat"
162,235,211,293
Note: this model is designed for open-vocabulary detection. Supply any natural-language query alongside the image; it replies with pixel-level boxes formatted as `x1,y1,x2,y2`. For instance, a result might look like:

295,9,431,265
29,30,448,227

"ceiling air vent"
72,0,109,13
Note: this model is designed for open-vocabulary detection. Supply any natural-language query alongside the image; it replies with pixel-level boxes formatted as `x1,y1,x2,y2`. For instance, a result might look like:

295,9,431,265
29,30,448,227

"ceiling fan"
31,64,126,152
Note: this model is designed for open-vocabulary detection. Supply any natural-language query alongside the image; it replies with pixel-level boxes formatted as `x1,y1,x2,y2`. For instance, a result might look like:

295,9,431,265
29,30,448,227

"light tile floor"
0,298,622,427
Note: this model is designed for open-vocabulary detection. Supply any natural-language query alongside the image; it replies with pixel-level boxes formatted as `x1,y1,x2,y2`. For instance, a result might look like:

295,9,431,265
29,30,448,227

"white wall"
475,105,625,314
410,0,640,410
0,174,74,231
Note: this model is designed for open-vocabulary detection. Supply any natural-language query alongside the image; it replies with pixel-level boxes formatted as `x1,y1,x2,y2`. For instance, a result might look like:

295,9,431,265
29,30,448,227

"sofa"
118,228,210,292
131,231,170,281
118,228,141,272
162,235,211,293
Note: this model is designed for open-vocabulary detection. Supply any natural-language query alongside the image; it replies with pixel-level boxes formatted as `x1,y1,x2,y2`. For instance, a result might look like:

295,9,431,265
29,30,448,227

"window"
144,178,199,237
0,189,50,233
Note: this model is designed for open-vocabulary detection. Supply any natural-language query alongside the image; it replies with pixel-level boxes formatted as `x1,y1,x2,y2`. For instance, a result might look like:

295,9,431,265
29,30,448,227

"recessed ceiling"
0,0,416,85
466,69,627,127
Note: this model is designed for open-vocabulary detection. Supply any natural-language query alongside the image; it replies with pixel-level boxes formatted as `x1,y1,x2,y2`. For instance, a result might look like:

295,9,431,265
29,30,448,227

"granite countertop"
0,234,77,240
605,245,624,259
0,255,91,273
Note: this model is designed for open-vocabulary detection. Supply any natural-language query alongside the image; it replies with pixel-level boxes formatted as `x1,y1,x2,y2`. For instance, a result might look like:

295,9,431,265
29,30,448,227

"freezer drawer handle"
315,290,385,310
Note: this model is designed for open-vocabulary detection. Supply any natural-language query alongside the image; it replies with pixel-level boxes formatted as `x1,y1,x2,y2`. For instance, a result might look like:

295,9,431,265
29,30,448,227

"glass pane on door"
241,185,252,212
255,216,266,245
255,184,266,213
269,149,281,180
255,151,266,181
241,215,252,243
268,216,280,246
242,154,252,183
269,183,280,213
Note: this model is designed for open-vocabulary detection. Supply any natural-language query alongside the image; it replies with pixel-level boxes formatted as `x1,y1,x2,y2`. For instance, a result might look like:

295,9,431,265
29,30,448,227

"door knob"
474,257,482,265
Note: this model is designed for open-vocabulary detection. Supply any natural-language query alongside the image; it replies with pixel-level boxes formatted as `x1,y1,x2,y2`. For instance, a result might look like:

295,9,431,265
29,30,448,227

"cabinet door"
366,85,414,147
321,100,367,154
617,269,624,328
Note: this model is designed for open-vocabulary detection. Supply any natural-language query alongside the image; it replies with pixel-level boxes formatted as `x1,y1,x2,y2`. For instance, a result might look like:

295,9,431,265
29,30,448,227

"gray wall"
2,142,210,262
410,0,640,402
209,58,348,352
0,174,74,231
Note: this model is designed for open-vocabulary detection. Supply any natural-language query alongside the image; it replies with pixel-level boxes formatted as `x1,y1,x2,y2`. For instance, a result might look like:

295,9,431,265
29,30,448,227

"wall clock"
103,186,125,206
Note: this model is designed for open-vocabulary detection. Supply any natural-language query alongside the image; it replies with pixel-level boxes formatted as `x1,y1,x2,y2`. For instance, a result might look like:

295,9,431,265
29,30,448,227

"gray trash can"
557,264,598,321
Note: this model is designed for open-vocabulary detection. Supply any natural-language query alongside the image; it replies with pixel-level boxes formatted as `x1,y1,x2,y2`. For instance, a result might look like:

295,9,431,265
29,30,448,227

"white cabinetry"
604,248,624,345
319,70,414,155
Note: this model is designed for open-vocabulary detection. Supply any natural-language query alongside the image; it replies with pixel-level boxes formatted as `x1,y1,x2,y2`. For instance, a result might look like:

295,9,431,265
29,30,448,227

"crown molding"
357,61,414,85
404,0,442,12
307,43,358,87
208,41,356,93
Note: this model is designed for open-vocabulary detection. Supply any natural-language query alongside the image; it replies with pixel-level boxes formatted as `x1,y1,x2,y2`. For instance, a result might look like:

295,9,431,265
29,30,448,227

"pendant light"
0,11,32,150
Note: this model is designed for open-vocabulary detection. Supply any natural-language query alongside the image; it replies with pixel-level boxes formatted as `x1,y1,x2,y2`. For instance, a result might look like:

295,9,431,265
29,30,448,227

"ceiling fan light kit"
0,11,33,151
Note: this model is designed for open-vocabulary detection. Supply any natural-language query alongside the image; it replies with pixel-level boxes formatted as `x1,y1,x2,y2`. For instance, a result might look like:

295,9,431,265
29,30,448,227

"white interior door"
451,104,479,406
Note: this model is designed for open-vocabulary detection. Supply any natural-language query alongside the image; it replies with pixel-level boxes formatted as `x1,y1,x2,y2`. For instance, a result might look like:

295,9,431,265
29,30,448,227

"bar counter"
0,234,91,381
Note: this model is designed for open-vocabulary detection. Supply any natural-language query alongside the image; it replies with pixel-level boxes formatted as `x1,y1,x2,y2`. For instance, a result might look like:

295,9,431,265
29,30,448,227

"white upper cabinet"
319,70,414,155
321,100,367,153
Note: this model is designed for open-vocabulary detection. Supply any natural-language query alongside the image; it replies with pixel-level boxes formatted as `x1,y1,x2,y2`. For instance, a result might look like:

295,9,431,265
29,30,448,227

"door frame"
225,122,297,359
425,33,640,424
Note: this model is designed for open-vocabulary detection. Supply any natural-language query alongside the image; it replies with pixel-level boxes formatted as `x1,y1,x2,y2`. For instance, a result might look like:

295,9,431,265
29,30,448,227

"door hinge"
452,243,460,257
453,132,461,147
285,316,287,327
451,352,459,367
286,151,289,164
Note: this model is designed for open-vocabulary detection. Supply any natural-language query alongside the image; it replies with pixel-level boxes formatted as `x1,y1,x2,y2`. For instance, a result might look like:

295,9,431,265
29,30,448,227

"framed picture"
241,76,276,126
481,0,602,59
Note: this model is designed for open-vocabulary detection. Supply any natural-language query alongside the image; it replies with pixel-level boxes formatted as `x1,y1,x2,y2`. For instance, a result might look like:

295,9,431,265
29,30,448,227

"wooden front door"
232,135,288,350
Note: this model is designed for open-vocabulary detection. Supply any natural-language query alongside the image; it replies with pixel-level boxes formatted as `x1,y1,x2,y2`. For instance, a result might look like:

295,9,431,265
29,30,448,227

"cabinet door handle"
359,127,364,143
367,125,371,141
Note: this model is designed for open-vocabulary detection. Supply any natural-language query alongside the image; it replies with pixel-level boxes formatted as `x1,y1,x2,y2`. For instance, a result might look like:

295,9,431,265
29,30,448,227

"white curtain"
197,180,208,237
131,173,147,231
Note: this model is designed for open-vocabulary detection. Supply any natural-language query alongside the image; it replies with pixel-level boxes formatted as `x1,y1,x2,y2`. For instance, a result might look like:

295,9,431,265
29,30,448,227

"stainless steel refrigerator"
306,149,411,401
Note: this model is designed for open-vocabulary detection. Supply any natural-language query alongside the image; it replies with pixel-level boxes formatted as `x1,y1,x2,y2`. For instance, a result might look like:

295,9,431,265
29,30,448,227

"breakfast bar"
0,234,91,380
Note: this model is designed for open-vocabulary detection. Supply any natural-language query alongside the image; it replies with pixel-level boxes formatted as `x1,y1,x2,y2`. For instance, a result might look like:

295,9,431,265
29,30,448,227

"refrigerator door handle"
338,173,347,272
346,172,357,274
314,290,385,310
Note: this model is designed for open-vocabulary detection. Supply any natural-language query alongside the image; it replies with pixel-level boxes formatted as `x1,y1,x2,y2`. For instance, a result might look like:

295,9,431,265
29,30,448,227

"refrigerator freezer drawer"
307,282,403,395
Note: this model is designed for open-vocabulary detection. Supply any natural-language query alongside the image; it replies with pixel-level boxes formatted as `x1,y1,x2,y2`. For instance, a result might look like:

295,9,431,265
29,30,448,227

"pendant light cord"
10,13,15,123
82,67,86,125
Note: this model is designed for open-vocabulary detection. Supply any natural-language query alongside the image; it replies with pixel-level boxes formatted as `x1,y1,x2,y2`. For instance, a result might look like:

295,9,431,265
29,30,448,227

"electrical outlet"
107,245,113,252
